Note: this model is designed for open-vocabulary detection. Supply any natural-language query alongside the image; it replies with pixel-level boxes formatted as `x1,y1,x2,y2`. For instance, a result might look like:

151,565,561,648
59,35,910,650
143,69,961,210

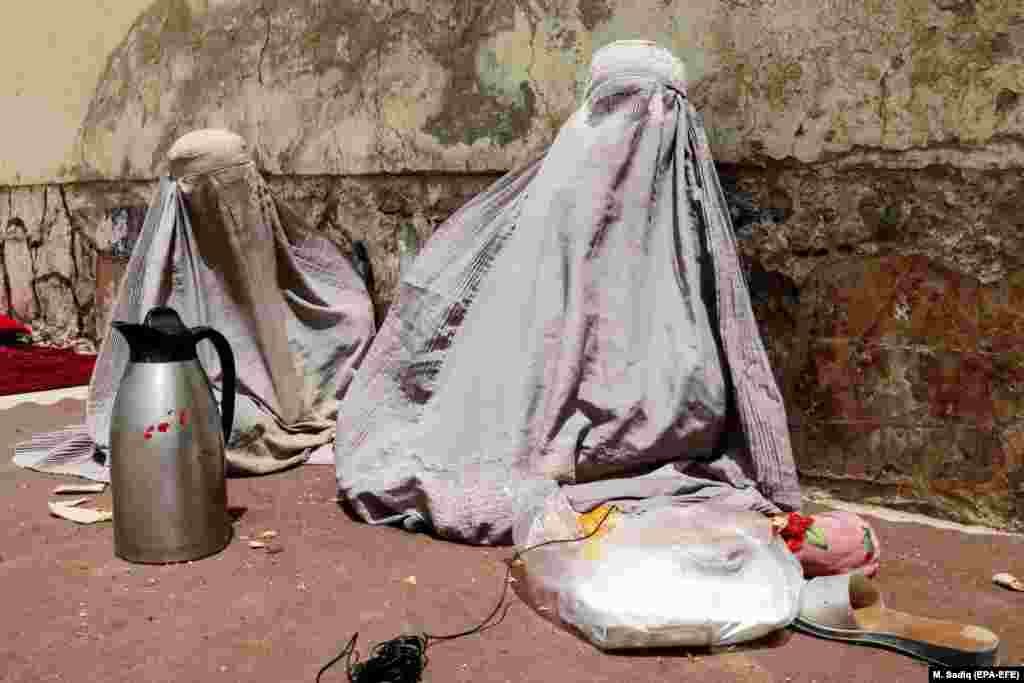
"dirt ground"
2,398,1022,682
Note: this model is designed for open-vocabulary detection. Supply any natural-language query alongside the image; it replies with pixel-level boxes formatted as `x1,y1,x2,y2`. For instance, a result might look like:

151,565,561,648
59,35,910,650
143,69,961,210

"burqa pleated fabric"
15,130,375,479
334,41,800,545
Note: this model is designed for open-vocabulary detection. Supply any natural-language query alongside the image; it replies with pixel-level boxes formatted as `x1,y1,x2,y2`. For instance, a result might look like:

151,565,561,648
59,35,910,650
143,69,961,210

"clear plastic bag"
512,494,804,650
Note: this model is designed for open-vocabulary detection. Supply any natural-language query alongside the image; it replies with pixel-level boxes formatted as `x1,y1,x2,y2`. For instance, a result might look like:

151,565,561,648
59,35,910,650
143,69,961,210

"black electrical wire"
315,505,620,683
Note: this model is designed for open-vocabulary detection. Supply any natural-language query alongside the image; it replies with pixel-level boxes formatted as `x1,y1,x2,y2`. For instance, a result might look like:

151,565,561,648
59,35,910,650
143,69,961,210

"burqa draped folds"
333,41,800,545
15,130,375,479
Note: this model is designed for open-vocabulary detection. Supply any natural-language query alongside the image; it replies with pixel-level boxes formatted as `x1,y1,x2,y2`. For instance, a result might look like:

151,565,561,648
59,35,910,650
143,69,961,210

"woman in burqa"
16,130,376,478
334,40,801,545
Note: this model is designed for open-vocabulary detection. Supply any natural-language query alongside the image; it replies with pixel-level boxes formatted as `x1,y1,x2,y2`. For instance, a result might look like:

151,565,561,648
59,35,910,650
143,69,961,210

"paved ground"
2,397,1022,682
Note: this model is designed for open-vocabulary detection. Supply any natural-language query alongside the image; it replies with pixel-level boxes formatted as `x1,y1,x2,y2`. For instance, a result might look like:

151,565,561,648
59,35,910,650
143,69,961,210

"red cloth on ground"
0,315,32,339
0,346,96,396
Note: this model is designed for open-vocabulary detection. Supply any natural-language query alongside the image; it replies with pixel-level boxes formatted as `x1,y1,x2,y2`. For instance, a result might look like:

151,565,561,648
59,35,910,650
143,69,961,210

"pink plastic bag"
784,511,881,578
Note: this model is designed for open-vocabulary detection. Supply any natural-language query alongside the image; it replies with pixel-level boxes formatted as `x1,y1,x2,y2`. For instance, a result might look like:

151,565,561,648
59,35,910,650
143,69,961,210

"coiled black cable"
315,506,619,683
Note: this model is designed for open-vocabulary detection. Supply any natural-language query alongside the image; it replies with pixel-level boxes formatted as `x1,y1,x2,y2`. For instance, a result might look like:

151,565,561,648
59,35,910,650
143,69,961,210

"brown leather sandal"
790,572,1000,668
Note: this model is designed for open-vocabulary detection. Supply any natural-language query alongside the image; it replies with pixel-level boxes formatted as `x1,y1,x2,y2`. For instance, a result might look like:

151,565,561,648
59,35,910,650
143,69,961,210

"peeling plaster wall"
2,0,1023,528
7,0,1021,183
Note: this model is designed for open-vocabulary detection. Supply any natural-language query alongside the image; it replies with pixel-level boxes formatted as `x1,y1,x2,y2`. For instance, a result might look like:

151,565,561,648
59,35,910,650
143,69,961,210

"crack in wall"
72,225,100,253
520,2,548,122
371,44,386,170
3,217,31,319
59,184,93,342
32,271,77,291
257,1,272,86
36,185,49,247
878,65,891,144
0,183,111,337
1,191,12,316
27,189,46,321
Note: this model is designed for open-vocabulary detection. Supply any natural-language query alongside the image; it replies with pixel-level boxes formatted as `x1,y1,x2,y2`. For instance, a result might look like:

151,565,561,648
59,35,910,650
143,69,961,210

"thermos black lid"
112,306,200,363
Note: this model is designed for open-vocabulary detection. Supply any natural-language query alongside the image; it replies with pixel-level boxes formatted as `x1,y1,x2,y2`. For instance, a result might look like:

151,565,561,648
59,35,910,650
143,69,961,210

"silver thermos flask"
108,306,236,564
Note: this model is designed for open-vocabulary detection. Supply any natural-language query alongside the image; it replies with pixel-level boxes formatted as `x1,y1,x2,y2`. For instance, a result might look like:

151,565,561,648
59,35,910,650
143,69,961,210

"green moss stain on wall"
67,0,1024,180
476,48,531,112
77,0,209,177
665,13,708,87
765,61,804,112
422,3,536,147
901,0,1024,145
707,126,738,149
696,12,803,120
827,109,850,146
133,0,201,123
137,0,194,65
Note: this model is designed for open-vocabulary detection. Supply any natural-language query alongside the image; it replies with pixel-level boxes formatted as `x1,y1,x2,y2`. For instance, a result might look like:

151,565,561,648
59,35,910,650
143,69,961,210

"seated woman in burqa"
16,130,376,480
334,40,800,545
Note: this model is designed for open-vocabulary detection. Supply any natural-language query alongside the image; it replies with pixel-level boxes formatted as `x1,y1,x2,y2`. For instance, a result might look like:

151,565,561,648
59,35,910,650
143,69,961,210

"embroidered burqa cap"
334,40,800,545
16,129,375,478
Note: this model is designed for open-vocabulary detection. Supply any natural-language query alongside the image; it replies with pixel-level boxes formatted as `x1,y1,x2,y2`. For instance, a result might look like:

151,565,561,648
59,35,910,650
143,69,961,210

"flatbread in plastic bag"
513,496,804,650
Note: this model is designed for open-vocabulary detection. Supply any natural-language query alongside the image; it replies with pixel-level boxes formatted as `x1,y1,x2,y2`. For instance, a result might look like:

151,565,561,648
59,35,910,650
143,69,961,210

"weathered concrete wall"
0,174,500,347
735,161,1024,530
1,0,1022,529
7,0,1022,183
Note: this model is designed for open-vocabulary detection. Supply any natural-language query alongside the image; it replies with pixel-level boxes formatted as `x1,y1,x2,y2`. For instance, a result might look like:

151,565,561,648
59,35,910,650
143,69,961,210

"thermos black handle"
190,327,237,445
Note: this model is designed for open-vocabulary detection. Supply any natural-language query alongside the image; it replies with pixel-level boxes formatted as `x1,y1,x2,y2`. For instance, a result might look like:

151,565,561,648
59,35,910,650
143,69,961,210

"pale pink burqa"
15,130,375,478
334,41,800,545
